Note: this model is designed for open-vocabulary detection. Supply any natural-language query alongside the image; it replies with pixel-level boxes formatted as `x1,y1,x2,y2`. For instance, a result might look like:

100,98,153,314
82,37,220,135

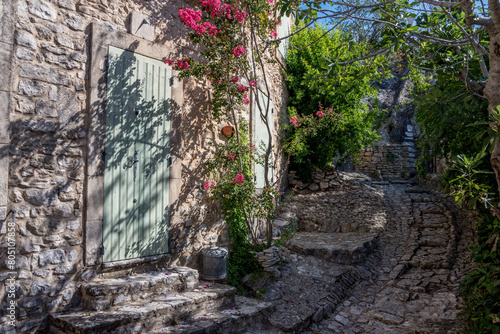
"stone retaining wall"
0,1,288,332
288,166,342,194
354,144,412,180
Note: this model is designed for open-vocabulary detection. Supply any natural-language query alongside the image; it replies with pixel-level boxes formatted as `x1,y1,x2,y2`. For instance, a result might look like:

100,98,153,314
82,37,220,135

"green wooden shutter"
278,15,290,58
254,91,274,189
103,46,171,262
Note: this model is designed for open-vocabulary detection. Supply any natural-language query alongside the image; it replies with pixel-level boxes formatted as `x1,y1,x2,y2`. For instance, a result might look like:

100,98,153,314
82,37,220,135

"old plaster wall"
0,0,288,332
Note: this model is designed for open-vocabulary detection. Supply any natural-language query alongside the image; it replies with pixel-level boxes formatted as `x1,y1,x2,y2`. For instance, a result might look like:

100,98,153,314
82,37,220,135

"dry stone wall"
288,166,342,194
0,1,288,332
354,144,412,180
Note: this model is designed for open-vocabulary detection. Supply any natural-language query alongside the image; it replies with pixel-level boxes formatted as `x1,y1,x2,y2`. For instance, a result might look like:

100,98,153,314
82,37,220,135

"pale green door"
103,46,171,262
254,91,274,189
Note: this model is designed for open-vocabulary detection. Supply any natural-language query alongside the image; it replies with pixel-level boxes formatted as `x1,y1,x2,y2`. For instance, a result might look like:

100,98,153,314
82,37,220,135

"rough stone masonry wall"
288,166,342,194
355,144,412,180
0,0,288,332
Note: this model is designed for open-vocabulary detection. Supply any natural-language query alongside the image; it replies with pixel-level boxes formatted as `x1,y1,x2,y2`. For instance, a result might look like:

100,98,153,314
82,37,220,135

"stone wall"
288,166,342,194
354,144,412,180
0,0,288,332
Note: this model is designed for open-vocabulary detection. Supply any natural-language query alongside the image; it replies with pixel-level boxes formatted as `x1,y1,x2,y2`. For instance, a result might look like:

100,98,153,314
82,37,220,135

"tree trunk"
484,32,500,220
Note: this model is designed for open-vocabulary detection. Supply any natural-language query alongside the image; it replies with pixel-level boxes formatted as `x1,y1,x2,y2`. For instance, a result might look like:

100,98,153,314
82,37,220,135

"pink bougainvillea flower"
249,80,257,88
228,153,236,161
203,181,211,190
232,46,245,57
234,10,246,23
243,94,250,105
222,3,233,18
184,61,190,69
271,30,278,37
164,58,174,66
194,24,207,34
211,181,216,187
289,116,299,127
231,76,239,83
208,25,218,36
233,174,245,184
237,84,248,92
316,110,324,117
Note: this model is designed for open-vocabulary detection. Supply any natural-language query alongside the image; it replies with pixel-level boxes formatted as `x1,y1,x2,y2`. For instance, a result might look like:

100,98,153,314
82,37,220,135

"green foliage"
283,24,389,179
471,105,500,154
445,153,495,210
204,121,274,290
414,74,489,177
284,103,380,181
461,214,500,334
285,23,388,117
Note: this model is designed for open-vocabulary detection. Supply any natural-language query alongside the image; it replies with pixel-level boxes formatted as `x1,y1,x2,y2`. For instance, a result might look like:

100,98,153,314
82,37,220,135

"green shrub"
284,24,388,179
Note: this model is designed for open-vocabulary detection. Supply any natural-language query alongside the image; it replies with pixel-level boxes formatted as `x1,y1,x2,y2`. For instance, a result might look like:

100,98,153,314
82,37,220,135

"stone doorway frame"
84,23,183,266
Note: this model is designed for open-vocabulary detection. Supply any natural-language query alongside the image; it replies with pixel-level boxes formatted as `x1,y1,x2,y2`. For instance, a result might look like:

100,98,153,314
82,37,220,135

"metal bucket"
201,246,228,281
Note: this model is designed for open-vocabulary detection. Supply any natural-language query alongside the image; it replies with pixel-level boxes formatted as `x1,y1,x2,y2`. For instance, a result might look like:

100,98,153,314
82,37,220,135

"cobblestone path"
305,182,477,334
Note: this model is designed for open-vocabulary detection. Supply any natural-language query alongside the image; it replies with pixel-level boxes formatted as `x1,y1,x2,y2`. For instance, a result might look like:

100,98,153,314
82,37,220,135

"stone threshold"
101,253,171,271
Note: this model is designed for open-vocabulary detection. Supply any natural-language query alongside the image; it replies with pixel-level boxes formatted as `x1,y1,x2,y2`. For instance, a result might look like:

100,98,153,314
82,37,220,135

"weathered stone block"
15,31,37,51
20,237,43,253
24,189,56,206
22,296,47,308
53,204,72,218
30,281,52,296
55,34,75,50
0,43,13,94
308,183,319,191
39,249,66,266
64,13,86,31
19,80,46,96
28,0,57,22
16,47,35,61
129,11,155,42
35,100,58,117
20,63,70,85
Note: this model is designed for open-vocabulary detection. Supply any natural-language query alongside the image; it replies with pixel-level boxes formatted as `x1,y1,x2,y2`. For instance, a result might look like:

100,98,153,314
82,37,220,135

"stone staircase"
49,267,274,333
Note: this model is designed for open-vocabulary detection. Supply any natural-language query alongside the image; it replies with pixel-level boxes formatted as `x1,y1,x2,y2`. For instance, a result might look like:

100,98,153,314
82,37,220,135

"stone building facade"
0,0,288,332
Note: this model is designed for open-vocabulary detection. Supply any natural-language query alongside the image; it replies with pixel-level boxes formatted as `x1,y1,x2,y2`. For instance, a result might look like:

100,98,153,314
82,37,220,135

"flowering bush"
284,103,379,181
166,0,284,263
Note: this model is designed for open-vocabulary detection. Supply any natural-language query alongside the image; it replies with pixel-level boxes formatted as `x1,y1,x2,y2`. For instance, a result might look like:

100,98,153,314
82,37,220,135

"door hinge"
169,77,174,86
168,156,173,167
271,108,274,114
101,246,105,255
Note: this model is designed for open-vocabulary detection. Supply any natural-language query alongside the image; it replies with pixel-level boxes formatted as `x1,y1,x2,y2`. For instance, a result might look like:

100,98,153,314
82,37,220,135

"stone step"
49,283,236,334
81,267,199,311
151,296,275,334
287,232,379,264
